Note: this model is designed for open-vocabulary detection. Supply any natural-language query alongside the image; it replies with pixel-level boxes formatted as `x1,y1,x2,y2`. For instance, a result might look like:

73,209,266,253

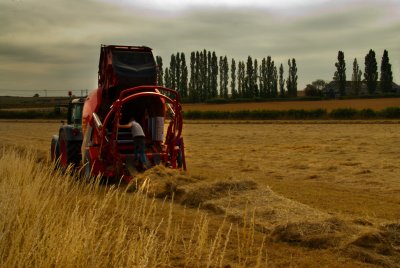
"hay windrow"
341,222,400,267
271,217,350,249
176,179,331,235
179,179,258,207
126,166,400,265
130,169,333,233
126,165,197,198
380,222,400,249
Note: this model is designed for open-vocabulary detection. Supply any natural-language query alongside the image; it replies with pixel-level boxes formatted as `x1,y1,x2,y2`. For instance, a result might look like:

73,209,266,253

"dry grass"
183,98,400,112
1,120,400,266
0,147,173,267
0,147,270,267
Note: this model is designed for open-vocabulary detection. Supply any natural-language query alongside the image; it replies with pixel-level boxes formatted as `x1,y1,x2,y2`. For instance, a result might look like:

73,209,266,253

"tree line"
305,49,395,97
156,50,298,103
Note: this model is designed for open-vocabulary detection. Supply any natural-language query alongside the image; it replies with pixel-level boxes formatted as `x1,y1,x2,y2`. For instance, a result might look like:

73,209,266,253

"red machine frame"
84,85,186,183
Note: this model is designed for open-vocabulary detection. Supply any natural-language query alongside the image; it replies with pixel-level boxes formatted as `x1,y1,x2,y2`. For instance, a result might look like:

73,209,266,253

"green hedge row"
182,94,400,104
184,107,400,120
0,110,67,119
184,109,327,120
1,107,400,120
201,96,325,104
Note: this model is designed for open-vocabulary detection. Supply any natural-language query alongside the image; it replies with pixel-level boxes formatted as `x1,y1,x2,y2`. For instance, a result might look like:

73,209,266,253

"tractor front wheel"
50,135,60,167
83,151,93,180
59,131,81,173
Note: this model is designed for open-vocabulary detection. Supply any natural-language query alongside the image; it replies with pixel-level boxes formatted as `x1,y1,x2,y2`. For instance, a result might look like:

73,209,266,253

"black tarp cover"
112,51,156,78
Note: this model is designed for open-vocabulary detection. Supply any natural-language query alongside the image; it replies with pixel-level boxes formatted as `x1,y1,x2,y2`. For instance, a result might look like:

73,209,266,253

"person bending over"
118,117,150,169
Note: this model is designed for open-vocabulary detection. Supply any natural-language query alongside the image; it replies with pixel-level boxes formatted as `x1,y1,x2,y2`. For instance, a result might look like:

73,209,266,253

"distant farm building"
323,81,400,98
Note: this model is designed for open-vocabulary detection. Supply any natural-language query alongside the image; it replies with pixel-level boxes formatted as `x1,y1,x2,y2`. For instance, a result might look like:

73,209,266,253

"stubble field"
1,120,400,267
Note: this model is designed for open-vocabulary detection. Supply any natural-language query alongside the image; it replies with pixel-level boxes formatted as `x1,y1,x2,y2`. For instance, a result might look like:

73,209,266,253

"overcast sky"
0,0,399,96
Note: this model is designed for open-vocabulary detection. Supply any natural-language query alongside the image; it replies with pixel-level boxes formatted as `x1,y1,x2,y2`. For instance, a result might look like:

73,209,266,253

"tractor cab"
67,98,85,128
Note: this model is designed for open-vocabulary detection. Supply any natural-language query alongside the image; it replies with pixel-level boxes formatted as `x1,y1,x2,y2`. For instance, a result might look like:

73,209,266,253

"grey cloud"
0,0,399,94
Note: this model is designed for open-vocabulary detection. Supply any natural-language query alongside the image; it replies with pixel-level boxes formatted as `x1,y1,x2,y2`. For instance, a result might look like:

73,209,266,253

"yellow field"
1,120,400,267
183,98,400,112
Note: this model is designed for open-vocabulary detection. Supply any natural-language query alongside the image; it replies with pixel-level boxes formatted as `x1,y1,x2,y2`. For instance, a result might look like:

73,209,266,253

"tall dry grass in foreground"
0,146,267,267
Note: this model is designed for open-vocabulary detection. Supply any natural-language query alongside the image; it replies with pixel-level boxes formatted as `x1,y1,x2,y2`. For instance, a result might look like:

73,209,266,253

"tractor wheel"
59,131,81,173
83,152,103,182
83,151,93,180
176,146,183,168
50,135,60,165
176,138,186,170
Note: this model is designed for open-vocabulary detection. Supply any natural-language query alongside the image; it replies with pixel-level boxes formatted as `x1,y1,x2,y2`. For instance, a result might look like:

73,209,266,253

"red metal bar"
119,85,180,102
95,87,185,178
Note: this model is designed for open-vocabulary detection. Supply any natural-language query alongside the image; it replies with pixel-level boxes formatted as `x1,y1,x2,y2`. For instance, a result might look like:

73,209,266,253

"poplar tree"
197,51,202,101
175,53,181,91
291,59,298,97
180,52,188,98
156,56,163,86
272,65,278,97
194,51,201,102
286,59,298,97
189,52,197,102
211,52,219,98
164,67,171,88
380,49,393,93
364,49,378,94
198,50,207,101
219,56,229,98
219,56,224,97
169,54,176,89
267,57,275,97
231,58,237,98
279,64,285,97
253,59,259,97
286,60,292,96
245,56,254,98
352,58,362,95
334,51,346,96
207,51,212,98
223,56,229,99
238,61,245,98
202,50,208,100
259,58,267,98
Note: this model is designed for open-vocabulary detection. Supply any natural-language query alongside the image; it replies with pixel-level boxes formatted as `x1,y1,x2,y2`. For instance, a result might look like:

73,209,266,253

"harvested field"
183,123,400,221
1,120,400,267
183,98,400,112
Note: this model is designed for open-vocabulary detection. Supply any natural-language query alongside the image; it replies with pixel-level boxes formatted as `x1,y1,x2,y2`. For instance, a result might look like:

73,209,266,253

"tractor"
51,45,186,182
